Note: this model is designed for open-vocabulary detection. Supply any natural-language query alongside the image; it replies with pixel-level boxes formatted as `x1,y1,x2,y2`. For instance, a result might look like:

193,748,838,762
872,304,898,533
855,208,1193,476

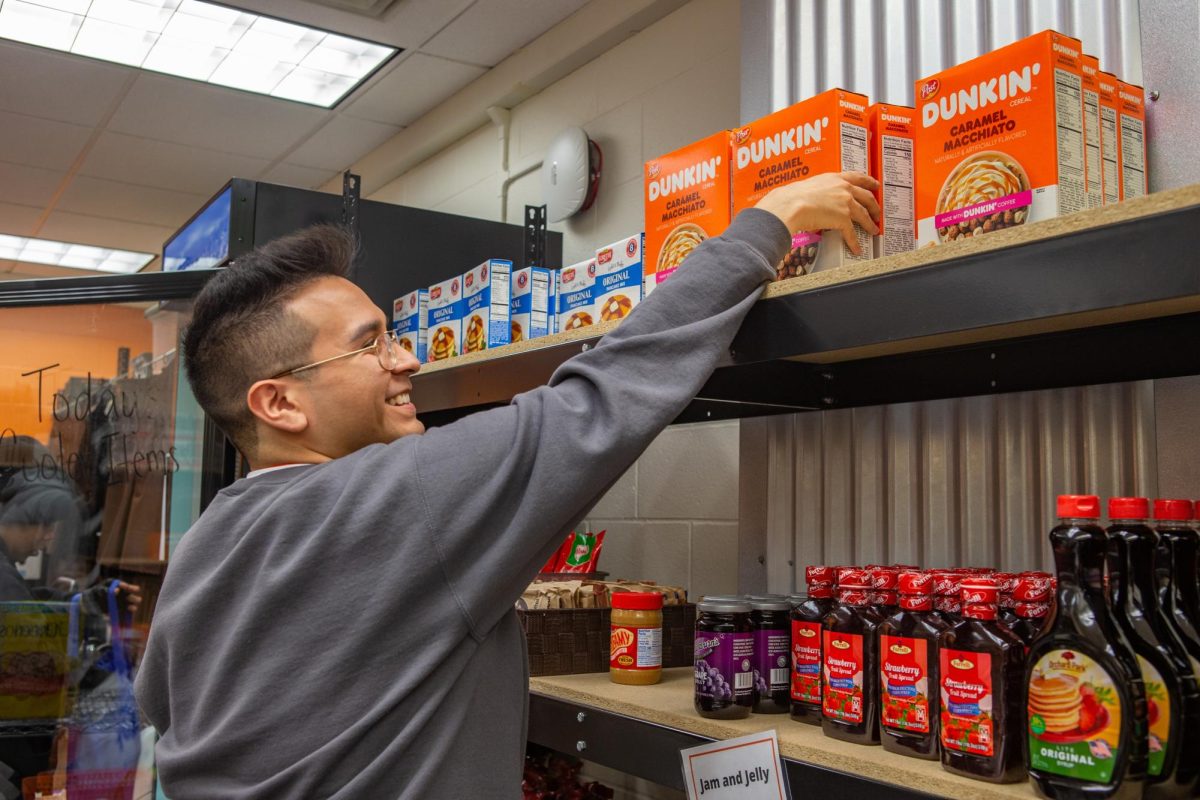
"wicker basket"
518,604,695,676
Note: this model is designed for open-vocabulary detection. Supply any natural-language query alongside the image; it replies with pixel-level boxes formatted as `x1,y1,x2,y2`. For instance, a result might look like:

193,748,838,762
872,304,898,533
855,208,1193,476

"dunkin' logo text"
736,117,830,168
921,63,1041,127
646,157,721,201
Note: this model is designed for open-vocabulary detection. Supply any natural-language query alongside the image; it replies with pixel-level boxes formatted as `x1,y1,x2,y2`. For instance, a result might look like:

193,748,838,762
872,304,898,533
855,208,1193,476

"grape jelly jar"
695,598,753,719
750,596,792,714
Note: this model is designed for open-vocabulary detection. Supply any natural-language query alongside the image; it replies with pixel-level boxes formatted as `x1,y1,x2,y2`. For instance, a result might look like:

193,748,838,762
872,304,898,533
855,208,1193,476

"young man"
135,173,879,798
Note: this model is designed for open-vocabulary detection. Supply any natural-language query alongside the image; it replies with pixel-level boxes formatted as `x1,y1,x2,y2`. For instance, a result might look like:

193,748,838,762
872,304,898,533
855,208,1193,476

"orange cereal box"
915,30,1087,247
1096,71,1122,205
643,131,731,295
1117,81,1148,199
1079,55,1104,209
732,88,871,279
867,104,915,258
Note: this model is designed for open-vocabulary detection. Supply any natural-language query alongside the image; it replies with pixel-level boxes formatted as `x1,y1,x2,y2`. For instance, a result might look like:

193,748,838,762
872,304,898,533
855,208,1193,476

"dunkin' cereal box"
867,104,916,258
1079,55,1104,209
732,88,871,278
510,266,553,342
427,274,462,362
557,258,596,333
643,132,730,294
461,259,512,353
1117,81,1148,199
392,288,428,363
1096,71,1122,205
915,30,1087,247
594,234,643,324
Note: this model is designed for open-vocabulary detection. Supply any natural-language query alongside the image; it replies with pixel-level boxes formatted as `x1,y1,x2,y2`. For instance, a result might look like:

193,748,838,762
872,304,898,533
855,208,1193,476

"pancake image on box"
427,275,462,362
511,320,524,342
563,311,593,330
599,294,632,322
429,327,456,361
464,314,486,353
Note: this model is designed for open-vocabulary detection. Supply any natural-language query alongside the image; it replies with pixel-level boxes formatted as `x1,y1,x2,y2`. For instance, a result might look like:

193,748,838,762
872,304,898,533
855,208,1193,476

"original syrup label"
610,624,661,671
881,635,931,733
822,630,864,723
791,620,822,704
940,648,994,757
1136,655,1169,777
1028,649,1123,783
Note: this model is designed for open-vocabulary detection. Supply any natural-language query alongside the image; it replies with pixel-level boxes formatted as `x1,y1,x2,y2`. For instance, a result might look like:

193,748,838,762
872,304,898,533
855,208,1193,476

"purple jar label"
695,632,753,702
754,627,791,695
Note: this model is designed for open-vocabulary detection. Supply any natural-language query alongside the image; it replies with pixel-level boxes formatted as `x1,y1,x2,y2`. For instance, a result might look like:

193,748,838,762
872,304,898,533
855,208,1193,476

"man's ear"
246,379,309,434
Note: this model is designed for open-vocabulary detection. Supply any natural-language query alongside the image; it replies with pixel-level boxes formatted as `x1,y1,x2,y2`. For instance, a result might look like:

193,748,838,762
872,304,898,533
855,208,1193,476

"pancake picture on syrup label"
1028,649,1122,783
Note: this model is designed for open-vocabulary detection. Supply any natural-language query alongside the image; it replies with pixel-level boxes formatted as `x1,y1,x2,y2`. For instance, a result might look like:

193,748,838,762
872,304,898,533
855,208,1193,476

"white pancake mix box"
510,266,553,342
461,259,512,353
557,258,596,332
427,275,463,362
593,234,643,324
392,289,428,363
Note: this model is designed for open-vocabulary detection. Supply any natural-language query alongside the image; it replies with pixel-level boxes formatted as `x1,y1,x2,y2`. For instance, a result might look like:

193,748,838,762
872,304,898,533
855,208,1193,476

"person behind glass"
135,174,881,799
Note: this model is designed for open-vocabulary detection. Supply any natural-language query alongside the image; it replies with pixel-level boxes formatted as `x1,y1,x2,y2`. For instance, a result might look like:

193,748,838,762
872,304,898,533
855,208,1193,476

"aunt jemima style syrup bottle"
1154,500,1200,677
1107,497,1200,798
791,566,835,724
938,576,1026,783
879,570,947,759
1010,574,1054,650
821,568,882,745
1027,495,1148,799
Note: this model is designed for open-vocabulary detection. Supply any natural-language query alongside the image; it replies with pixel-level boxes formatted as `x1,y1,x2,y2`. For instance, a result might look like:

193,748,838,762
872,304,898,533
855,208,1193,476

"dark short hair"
182,224,356,455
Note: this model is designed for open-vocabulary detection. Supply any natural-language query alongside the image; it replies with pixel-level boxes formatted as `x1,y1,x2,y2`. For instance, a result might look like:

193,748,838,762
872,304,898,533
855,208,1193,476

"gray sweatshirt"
134,209,787,799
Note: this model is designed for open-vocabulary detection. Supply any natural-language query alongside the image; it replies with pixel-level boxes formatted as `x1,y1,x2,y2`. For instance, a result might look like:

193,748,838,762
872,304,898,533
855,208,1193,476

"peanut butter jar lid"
612,591,662,610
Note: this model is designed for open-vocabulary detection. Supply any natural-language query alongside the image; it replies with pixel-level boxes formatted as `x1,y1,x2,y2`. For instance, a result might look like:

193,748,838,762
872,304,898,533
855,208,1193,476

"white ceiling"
0,0,589,281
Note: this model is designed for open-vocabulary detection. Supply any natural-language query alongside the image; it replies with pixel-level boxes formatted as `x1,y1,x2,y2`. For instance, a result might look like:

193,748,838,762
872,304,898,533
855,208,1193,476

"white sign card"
680,730,789,800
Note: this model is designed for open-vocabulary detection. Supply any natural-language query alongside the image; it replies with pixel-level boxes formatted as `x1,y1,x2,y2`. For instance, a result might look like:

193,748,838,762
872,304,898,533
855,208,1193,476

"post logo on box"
647,162,661,178
732,126,751,146
920,79,940,100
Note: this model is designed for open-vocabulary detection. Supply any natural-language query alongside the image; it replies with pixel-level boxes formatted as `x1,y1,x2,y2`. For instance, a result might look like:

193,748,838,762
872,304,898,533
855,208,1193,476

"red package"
541,534,574,573
558,530,606,573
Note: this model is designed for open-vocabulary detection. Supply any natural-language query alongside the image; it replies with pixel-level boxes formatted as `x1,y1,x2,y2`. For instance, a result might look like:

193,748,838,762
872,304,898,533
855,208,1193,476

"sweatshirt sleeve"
412,209,787,638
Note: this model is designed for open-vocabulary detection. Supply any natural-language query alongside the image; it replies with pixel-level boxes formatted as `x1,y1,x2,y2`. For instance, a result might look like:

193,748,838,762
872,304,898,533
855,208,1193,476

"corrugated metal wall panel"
773,383,1158,593
761,0,1142,114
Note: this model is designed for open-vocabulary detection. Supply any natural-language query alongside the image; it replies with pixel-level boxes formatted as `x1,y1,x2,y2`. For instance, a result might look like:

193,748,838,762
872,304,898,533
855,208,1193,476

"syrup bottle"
1009,573,1053,650
821,568,882,745
1027,494,1148,799
879,570,947,760
790,566,835,724
1154,500,1200,676
938,576,1026,783
1107,497,1200,798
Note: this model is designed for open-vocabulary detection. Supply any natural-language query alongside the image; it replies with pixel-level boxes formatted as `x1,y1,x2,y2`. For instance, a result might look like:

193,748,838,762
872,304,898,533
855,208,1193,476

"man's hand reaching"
754,172,881,256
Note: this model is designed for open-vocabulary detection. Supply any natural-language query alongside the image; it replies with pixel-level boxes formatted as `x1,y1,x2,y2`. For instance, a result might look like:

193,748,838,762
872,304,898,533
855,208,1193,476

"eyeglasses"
271,330,402,379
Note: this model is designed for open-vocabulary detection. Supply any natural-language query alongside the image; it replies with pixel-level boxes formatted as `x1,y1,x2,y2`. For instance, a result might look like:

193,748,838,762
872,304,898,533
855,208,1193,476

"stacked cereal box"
557,259,596,332
510,266,554,342
594,235,643,324
1117,81,1148,199
866,104,916,258
392,288,428,363
643,132,731,294
915,30,1087,246
427,275,462,362
1079,54,1105,209
732,88,871,279
461,259,512,353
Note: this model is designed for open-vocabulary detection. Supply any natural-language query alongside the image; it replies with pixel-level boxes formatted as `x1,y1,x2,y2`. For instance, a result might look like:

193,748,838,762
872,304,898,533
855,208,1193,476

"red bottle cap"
1108,497,1150,520
871,590,899,607
1154,499,1194,522
1014,573,1054,601
892,563,920,570
935,596,962,614
898,571,934,595
1057,494,1100,518
960,577,999,606
962,603,998,621
837,568,872,589
870,567,900,590
807,584,834,599
933,572,962,597
899,594,934,612
839,588,872,607
1015,601,1052,619
612,591,663,610
992,572,1018,593
806,565,835,584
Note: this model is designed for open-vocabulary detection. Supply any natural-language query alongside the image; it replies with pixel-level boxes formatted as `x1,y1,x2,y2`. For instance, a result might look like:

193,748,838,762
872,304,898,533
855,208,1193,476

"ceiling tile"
0,161,67,207
0,202,44,237
0,41,135,126
217,0,474,50
38,210,172,254
344,52,485,126
107,74,328,161
261,162,340,189
80,131,271,196
285,115,400,170
56,176,207,228
420,0,588,67
0,111,93,171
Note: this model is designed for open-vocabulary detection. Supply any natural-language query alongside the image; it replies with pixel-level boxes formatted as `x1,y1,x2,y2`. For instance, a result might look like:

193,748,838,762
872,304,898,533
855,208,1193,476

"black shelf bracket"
525,204,547,268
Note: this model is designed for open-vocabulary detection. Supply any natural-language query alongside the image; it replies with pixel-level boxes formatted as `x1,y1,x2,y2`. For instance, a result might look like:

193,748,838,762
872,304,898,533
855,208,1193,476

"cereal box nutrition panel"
915,30,1087,247
867,104,916,259
1079,54,1104,209
1117,81,1147,199
392,288,428,364
427,275,462,362
461,259,512,353
1096,71,1122,206
594,235,643,324
643,131,730,295
732,88,871,278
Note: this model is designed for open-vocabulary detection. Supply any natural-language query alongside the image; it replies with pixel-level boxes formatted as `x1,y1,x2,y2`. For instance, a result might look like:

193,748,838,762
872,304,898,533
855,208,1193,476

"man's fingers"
840,222,862,255
841,172,879,191
850,201,879,236
849,184,881,222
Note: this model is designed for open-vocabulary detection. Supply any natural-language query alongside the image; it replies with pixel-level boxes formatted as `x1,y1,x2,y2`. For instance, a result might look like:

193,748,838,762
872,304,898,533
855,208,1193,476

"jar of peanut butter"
610,592,663,685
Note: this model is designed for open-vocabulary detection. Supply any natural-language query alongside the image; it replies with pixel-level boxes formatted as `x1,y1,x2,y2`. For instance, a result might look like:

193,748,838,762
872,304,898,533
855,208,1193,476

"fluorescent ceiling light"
0,0,397,108
0,234,155,273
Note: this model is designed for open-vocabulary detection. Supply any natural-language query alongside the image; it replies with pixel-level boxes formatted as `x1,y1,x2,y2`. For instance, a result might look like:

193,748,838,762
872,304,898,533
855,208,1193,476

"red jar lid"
807,584,834,599
898,570,934,595
871,590,899,606
933,572,962,596
992,572,1018,593
870,567,900,590
899,594,933,612
837,568,872,589
1154,499,1194,521
1014,573,1053,601
1108,497,1149,520
1058,494,1100,518
962,603,998,621
840,588,872,607
960,577,999,606
1015,601,1052,619
612,591,663,610
806,565,835,584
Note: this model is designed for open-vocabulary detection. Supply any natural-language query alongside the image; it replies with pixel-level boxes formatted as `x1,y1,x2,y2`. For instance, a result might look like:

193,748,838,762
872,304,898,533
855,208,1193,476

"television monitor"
163,186,232,271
